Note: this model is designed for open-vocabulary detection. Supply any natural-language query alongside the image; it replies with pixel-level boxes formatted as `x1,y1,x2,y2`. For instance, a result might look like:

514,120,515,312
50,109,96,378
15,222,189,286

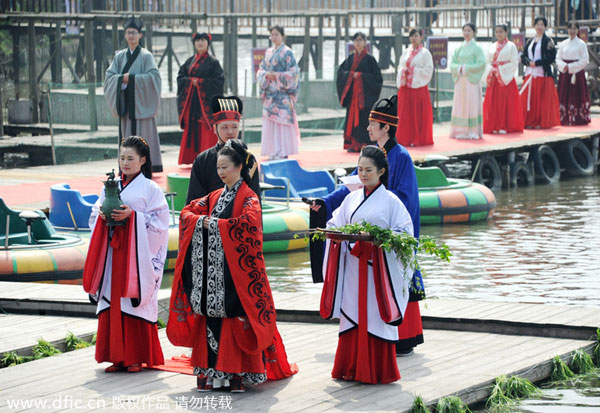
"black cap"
124,16,143,33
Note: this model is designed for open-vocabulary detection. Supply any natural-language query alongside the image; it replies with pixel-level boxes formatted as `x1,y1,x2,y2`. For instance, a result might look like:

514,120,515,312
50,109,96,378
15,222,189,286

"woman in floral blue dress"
257,25,300,160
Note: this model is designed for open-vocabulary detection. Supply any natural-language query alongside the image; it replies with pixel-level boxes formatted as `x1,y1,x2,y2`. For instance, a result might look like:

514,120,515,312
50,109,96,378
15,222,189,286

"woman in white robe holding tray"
320,145,414,384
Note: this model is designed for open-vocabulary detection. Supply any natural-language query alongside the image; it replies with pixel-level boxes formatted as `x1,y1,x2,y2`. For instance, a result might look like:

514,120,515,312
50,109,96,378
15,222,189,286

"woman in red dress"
483,24,524,134
396,27,434,146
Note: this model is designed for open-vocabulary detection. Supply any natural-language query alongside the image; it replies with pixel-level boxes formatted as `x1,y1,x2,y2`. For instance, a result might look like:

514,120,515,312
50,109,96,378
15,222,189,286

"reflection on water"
264,175,600,306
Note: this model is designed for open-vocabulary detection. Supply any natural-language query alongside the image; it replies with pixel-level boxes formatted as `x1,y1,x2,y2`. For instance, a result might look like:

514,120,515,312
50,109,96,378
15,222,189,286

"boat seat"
415,166,451,188
0,197,57,243
167,173,190,212
49,183,99,229
297,187,330,198
260,160,336,199
0,233,30,247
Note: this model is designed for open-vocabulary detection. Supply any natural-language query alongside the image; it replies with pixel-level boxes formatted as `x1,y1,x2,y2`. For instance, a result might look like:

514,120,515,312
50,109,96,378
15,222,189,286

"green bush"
550,355,575,382
411,395,431,413
32,339,61,359
435,396,471,413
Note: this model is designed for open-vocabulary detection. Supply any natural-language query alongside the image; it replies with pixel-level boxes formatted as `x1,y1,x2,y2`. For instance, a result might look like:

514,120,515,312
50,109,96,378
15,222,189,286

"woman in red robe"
167,138,296,393
176,32,224,164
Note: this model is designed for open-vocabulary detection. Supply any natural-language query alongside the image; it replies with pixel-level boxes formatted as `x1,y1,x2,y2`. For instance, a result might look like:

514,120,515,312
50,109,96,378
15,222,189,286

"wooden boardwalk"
0,322,593,412
0,281,598,412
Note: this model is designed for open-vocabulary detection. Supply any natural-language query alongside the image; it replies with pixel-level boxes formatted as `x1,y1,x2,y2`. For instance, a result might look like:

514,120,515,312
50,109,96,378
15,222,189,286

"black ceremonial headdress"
211,95,243,125
124,16,143,32
369,95,399,128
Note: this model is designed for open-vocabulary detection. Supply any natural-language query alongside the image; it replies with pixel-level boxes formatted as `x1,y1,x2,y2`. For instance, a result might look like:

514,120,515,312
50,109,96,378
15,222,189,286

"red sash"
340,50,367,137
487,39,509,86
320,240,402,323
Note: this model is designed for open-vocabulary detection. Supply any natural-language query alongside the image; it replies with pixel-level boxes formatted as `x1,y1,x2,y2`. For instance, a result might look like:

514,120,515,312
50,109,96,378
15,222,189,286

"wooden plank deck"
0,321,593,413
0,314,97,356
1,282,599,340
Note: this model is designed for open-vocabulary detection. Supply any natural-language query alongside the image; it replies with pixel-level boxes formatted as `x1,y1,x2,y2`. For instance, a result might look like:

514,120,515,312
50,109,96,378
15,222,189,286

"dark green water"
264,175,600,307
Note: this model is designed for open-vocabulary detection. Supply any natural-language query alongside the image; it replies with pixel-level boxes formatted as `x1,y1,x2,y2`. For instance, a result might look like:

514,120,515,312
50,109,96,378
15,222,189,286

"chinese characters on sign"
426,36,448,69
511,32,525,52
252,48,267,83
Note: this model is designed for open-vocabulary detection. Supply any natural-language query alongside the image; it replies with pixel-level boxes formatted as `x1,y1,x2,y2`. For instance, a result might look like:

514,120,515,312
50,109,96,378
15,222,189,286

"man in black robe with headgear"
186,95,261,204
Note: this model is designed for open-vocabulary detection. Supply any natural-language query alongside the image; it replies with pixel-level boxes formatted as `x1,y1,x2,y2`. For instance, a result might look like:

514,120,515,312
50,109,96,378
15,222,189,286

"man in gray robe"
104,17,163,172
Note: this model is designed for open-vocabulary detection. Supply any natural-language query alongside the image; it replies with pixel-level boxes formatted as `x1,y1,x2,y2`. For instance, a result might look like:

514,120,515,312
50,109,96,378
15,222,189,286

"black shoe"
396,348,414,357
152,165,163,173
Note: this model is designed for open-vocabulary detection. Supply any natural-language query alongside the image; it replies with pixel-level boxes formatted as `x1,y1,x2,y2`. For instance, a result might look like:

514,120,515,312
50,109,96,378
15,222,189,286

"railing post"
52,22,63,84
317,15,323,79
0,83,4,138
231,16,238,95
112,20,120,54
28,20,39,123
84,19,98,131
334,14,341,79
393,14,403,79
95,21,105,84
223,17,230,93
301,15,310,114
344,13,350,44
167,31,173,92
251,16,257,97
12,28,20,100
146,18,153,54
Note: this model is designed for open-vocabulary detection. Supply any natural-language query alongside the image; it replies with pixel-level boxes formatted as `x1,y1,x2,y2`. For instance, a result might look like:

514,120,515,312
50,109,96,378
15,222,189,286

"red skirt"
558,70,591,126
483,78,524,134
178,119,217,165
95,311,164,367
397,301,424,349
396,85,434,146
520,76,560,129
332,328,400,384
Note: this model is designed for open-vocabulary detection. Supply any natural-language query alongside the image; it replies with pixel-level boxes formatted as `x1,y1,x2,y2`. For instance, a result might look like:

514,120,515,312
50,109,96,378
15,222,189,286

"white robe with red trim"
323,184,414,341
88,174,170,322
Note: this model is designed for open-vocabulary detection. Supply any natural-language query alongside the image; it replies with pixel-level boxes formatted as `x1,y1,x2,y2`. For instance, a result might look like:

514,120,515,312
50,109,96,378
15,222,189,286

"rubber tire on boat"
474,155,502,192
530,145,561,184
560,140,594,177
509,161,534,187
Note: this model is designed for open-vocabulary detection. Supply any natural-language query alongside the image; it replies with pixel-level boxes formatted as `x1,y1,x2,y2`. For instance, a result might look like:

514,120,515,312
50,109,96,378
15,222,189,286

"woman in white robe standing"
557,21,591,125
396,27,434,146
320,146,414,384
483,23,524,134
83,136,170,373
450,22,486,140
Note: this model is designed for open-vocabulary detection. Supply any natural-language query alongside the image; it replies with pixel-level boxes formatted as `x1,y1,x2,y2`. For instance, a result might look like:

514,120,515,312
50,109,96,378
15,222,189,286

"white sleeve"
568,40,589,74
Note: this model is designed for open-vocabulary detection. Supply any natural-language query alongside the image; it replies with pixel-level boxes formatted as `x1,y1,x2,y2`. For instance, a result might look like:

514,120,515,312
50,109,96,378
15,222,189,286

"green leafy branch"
313,220,452,273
